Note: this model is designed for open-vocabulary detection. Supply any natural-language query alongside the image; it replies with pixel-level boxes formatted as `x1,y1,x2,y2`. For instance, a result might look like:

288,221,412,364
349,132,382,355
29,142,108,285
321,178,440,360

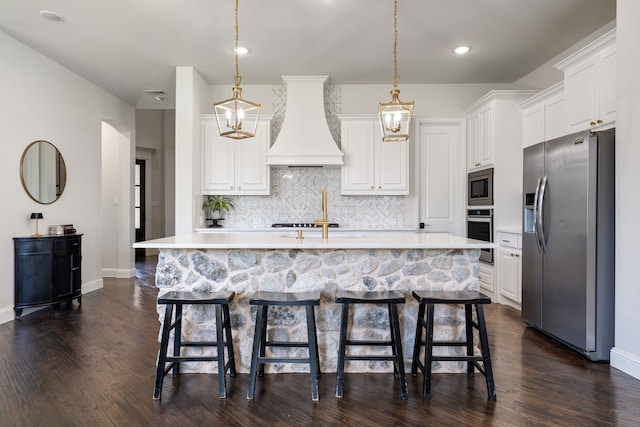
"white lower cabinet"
479,263,494,294
496,231,522,309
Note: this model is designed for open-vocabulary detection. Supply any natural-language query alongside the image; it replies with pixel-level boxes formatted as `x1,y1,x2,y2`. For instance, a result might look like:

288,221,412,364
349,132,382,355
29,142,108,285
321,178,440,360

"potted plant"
202,195,235,219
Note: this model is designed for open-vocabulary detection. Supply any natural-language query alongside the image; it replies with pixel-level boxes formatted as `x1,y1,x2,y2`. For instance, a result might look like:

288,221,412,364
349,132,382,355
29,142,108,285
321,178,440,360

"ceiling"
0,0,616,107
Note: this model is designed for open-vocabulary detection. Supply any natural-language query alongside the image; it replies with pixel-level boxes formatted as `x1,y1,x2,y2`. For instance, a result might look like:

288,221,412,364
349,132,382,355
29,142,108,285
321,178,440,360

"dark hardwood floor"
1,256,639,426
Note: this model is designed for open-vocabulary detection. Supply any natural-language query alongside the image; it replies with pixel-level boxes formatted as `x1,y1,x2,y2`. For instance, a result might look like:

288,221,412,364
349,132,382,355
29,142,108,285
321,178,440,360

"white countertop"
133,232,498,250
194,227,417,233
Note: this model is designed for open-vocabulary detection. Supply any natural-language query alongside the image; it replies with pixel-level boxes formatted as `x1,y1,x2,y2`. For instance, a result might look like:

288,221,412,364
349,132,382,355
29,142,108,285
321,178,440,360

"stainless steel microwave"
468,168,494,206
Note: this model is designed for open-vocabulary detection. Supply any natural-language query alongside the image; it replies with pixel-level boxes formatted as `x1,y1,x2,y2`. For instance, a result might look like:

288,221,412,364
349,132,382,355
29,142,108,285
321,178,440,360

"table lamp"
30,212,43,236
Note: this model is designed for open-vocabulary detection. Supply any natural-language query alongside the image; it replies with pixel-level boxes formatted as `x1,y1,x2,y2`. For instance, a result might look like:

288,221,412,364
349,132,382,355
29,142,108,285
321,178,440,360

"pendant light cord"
235,0,240,82
392,0,398,89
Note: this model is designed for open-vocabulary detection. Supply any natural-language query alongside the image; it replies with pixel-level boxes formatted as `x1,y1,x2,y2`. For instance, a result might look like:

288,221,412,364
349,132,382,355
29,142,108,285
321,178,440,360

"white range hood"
266,75,344,166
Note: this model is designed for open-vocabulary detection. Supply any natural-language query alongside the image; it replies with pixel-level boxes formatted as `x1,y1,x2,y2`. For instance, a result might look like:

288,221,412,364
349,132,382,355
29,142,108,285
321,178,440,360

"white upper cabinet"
340,115,408,195
520,82,566,148
466,101,494,171
554,29,616,133
202,115,271,195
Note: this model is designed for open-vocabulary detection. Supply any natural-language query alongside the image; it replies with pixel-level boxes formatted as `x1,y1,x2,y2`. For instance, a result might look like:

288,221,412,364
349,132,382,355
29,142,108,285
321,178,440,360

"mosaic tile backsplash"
196,167,406,229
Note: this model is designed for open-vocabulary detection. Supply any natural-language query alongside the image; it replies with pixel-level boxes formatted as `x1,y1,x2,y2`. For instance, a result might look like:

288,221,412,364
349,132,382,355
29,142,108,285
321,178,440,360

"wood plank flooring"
1,256,639,426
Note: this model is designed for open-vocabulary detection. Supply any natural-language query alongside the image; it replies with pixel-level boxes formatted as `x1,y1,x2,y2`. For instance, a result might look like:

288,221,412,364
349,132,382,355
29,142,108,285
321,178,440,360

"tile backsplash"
196,167,406,229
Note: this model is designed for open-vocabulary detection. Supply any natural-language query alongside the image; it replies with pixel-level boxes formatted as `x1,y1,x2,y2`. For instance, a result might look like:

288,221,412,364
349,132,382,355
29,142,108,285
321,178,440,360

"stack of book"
49,224,77,235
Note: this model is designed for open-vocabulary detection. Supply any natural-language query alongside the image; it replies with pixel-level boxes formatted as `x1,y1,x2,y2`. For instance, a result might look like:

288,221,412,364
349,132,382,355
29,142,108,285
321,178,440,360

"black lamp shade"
30,212,43,220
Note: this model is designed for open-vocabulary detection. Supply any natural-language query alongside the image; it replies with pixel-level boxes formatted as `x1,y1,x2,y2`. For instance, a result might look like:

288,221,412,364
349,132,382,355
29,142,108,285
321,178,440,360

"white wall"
0,31,135,323
611,0,640,380
174,67,210,235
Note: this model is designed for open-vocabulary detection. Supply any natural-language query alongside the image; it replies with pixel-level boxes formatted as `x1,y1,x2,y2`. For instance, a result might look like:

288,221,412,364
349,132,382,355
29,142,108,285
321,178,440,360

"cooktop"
271,223,339,228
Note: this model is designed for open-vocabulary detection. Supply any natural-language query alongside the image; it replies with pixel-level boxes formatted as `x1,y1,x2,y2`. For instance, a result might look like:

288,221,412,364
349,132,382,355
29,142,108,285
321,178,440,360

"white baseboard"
611,347,640,381
101,268,136,278
0,305,16,325
83,278,104,293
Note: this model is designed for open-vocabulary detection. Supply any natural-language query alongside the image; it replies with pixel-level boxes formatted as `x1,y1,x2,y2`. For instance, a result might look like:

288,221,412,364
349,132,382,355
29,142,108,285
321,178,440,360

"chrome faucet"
315,187,330,240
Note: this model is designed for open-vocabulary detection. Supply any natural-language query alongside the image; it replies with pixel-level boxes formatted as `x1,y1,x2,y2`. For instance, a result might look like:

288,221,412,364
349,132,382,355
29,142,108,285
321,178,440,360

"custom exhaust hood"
266,76,344,166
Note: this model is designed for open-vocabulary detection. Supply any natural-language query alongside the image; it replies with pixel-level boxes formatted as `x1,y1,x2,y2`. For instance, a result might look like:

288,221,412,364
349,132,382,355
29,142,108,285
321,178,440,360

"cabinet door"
598,45,616,126
15,241,53,306
479,263,494,293
236,121,270,194
522,103,544,148
478,103,494,167
467,112,480,170
419,121,464,234
498,247,521,303
203,119,236,193
544,94,566,141
377,140,408,194
53,237,81,299
341,121,376,194
564,59,599,133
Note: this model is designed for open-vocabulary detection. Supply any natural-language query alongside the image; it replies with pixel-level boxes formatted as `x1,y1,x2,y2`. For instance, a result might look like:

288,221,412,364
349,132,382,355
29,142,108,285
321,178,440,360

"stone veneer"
155,247,482,375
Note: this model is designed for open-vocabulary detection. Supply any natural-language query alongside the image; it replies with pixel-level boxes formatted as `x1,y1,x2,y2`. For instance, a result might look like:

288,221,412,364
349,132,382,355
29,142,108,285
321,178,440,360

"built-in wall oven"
467,208,494,264
468,168,494,206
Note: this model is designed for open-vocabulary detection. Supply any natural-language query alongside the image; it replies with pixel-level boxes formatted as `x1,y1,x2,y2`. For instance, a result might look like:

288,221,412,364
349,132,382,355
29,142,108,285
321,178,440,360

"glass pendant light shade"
213,0,261,139
378,88,413,141
214,77,261,139
378,0,414,142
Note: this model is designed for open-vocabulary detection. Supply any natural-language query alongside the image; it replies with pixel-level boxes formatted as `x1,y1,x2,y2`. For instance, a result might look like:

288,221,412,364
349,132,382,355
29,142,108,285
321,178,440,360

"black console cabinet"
14,234,82,319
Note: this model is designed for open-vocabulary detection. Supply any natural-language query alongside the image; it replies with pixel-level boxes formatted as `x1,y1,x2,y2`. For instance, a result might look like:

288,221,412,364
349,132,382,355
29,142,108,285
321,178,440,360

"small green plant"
202,195,235,218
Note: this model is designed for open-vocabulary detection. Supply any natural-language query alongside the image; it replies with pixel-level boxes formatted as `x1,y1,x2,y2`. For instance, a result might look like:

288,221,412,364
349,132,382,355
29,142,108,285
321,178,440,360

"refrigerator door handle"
537,174,548,253
533,175,543,254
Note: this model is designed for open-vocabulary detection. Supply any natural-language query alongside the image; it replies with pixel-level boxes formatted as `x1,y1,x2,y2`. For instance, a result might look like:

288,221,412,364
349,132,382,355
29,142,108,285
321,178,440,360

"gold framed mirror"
20,140,67,204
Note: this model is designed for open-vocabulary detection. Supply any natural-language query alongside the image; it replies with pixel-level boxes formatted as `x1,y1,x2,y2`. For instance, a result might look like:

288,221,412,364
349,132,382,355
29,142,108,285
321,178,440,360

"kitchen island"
134,232,496,374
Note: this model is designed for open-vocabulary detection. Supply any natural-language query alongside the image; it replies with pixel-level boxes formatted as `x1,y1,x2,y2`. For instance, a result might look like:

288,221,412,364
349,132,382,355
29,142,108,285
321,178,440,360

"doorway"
135,159,146,258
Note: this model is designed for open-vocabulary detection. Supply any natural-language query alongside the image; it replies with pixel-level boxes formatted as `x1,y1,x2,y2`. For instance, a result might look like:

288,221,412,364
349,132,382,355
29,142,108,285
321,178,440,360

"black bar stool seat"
335,290,408,400
247,291,322,401
153,290,236,400
411,290,496,400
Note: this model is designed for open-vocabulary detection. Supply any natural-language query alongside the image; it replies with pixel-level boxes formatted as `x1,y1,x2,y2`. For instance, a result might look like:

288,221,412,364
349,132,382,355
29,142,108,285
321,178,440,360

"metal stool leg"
389,303,408,400
258,305,268,377
153,303,174,400
388,304,399,378
215,303,227,398
306,306,320,401
223,304,237,377
172,303,182,376
476,304,497,400
247,305,266,400
412,301,426,375
465,304,475,377
423,303,435,399
335,302,349,398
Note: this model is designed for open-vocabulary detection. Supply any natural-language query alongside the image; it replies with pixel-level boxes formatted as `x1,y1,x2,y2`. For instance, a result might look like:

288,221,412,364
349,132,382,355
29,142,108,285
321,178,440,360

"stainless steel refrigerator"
522,129,615,361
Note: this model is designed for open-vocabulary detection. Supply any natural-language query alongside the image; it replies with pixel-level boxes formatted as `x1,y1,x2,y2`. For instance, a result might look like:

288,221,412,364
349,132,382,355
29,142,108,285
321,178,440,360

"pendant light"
378,0,414,142
213,0,261,139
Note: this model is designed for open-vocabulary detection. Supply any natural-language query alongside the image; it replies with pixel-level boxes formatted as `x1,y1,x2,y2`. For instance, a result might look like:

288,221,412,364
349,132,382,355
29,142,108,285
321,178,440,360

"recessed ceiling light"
233,46,250,55
453,45,471,55
155,96,168,102
40,10,65,22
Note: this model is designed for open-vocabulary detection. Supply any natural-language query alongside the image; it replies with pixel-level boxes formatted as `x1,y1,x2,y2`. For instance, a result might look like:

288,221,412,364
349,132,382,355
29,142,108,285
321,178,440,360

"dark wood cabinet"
14,234,82,319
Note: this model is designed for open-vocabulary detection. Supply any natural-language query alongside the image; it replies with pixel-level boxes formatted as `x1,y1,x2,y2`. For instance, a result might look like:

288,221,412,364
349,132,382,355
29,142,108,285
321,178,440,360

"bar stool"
153,290,236,400
247,291,321,401
411,290,496,400
335,290,408,400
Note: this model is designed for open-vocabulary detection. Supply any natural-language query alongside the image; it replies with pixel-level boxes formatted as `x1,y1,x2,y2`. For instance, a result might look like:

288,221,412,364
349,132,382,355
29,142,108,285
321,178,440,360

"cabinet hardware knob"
590,121,596,126
597,119,603,124
371,186,374,189
230,186,233,189
378,186,382,189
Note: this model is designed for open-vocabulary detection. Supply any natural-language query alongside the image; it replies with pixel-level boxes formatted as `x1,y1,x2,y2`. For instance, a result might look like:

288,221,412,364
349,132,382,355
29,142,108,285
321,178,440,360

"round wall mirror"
20,140,67,204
